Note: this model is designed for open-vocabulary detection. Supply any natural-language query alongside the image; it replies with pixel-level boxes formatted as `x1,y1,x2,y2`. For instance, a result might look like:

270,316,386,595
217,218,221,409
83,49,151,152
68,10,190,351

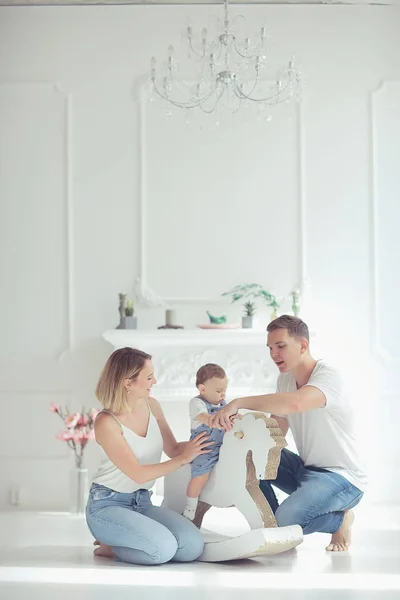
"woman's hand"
179,432,213,465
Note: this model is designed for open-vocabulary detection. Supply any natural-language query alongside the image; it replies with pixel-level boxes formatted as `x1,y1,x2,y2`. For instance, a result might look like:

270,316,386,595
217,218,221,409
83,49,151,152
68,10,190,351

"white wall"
0,4,399,509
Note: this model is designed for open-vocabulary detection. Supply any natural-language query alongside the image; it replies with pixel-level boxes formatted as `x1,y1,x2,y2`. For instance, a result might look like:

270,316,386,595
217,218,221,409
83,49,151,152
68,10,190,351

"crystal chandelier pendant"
149,0,302,118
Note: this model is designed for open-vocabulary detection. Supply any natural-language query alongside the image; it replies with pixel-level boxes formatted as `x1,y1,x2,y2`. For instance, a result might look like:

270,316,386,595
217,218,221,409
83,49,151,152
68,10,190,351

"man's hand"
210,400,239,431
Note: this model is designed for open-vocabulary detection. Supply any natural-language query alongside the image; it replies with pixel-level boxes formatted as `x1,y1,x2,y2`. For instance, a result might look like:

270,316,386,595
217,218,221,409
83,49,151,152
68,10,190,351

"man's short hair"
267,315,309,342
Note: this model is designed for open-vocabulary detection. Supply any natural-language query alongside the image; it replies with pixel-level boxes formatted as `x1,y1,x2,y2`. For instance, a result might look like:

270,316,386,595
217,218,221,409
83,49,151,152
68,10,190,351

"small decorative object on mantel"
165,309,177,326
158,308,184,329
242,301,256,329
49,402,100,515
116,293,126,329
198,311,239,329
116,293,137,329
207,310,227,325
125,298,137,329
291,289,301,317
222,283,280,325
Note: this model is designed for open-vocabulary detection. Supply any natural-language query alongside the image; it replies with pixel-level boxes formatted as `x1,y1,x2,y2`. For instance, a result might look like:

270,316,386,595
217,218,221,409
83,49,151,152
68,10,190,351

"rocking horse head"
199,412,287,530
220,413,287,480
162,412,287,531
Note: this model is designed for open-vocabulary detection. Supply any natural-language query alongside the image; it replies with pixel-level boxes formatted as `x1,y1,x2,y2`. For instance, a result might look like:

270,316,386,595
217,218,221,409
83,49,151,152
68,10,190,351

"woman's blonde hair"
95,347,152,413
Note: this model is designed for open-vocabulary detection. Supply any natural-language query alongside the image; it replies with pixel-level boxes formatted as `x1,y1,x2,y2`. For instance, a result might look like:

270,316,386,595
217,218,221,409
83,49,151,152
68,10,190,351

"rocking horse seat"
162,412,303,562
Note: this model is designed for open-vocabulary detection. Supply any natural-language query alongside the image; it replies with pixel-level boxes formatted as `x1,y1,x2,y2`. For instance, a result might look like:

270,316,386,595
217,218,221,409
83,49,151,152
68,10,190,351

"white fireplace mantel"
102,329,278,400
103,328,269,349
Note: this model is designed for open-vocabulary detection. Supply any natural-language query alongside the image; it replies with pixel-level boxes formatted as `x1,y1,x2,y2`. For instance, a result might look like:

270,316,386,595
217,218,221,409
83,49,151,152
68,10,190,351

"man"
211,315,366,552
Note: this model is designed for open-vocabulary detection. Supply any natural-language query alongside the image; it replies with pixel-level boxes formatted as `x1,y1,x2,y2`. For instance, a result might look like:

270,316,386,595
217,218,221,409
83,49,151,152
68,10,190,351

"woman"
86,347,211,565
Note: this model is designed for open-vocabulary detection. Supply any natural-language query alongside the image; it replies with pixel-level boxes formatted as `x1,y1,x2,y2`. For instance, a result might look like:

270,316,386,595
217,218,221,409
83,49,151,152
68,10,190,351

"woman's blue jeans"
86,483,204,565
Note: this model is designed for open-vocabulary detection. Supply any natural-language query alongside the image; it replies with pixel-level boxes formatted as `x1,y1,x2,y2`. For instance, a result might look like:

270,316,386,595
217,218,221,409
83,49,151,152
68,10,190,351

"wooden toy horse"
163,412,303,561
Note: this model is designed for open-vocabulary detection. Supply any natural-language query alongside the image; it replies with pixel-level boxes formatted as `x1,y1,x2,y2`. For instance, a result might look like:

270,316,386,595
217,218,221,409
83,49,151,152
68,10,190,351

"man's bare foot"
93,540,115,558
326,510,354,552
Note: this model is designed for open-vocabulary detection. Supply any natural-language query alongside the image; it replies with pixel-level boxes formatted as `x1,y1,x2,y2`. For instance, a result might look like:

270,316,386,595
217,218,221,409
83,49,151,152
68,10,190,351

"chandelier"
150,0,302,118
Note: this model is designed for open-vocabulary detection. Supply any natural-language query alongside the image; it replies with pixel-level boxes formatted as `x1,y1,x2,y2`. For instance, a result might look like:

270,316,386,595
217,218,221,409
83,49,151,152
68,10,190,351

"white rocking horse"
163,412,303,562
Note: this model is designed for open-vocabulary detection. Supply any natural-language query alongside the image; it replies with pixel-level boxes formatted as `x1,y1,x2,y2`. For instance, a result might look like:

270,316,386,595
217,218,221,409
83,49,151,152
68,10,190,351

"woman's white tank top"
92,401,163,493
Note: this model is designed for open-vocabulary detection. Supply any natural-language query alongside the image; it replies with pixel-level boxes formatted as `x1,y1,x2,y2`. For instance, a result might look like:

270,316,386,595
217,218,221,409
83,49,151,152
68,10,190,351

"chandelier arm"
233,41,263,61
197,86,226,114
199,87,226,114
168,75,218,99
153,84,205,109
234,75,259,100
152,82,221,109
199,100,220,114
239,79,293,103
187,38,207,59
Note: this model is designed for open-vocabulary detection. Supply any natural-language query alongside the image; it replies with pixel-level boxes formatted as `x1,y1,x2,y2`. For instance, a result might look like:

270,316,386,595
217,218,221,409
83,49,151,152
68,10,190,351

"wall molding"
132,80,308,306
0,81,74,360
370,80,400,365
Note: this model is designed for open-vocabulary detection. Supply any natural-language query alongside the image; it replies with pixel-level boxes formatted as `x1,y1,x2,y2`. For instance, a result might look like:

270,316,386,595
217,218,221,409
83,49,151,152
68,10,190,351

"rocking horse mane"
241,413,287,529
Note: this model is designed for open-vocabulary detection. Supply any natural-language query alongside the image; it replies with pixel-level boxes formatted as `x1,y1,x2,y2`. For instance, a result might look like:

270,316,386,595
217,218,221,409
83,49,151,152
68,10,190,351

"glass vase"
70,466,89,515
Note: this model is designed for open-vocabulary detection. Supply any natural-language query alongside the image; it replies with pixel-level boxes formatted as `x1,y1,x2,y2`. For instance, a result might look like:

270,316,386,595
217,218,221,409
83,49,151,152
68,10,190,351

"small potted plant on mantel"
222,283,279,329
242,301,256,329
125,298,137,329
117,293,137,330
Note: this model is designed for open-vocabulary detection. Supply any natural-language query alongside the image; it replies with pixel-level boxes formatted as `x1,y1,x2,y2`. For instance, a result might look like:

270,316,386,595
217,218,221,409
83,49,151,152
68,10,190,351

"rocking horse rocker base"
163,413,303,562
199,522,303,563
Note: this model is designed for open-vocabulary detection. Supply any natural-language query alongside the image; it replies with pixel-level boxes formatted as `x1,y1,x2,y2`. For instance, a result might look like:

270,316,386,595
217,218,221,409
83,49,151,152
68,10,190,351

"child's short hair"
196,363,226,387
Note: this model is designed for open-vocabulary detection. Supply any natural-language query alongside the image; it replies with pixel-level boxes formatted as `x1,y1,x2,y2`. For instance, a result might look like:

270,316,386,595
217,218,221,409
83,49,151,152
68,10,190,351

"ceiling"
0,0,398,5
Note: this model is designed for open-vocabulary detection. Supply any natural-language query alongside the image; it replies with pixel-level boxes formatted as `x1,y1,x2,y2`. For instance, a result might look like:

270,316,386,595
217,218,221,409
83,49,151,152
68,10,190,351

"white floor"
1,500,400,600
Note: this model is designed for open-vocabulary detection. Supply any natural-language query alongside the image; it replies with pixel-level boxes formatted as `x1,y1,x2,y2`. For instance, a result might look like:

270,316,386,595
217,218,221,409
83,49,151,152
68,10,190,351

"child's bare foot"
326,510,354,552
93,540,114,558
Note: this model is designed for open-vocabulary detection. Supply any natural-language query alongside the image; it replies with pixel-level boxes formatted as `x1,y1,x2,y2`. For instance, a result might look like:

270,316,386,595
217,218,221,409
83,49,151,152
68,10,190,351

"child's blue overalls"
189,397,226,478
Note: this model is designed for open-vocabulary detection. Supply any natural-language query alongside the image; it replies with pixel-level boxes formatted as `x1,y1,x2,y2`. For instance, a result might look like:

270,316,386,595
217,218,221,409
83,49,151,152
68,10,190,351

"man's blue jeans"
259,449,364,534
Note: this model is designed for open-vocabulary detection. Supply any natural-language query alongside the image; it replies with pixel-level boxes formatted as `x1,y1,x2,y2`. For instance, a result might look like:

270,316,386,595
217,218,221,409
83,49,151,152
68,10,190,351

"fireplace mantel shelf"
103,328,269,349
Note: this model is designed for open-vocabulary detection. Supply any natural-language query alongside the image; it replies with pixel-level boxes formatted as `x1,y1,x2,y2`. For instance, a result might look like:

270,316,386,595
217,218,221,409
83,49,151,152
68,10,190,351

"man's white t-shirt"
276,360,367,492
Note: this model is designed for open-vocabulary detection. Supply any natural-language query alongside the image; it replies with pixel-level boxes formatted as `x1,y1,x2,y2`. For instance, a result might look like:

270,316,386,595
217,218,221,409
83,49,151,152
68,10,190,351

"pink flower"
74,430,85,443
56,431,74,441
77,415,89,427
65,413,80,428
89,408,100,422
86,429,95,441
49,402,60,413
74,428,93,447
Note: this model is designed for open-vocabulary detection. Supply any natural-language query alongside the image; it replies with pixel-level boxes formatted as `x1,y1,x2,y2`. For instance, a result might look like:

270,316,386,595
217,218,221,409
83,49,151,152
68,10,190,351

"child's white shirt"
189,396,223,430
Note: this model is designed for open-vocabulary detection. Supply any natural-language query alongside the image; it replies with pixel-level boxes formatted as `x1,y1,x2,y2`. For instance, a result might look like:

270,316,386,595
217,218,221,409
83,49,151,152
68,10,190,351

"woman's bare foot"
326,510,354,552
93,540,115,558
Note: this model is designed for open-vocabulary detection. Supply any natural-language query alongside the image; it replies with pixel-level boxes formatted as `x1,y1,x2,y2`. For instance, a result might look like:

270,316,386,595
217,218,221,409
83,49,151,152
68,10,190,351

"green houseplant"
124,297,137,329
242,301,256,329
222,283,279,328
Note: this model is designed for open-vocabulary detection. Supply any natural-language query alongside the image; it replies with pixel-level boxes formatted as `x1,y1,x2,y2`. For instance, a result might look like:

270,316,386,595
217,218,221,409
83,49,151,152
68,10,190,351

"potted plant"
242,301,256,329
124,297,137,329
222,283,279,326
